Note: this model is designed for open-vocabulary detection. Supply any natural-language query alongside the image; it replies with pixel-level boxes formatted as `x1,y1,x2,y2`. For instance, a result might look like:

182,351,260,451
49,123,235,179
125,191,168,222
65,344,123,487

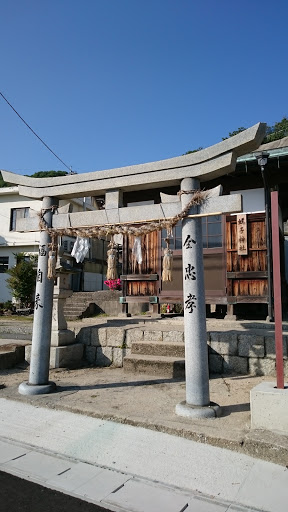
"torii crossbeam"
1,123,266,418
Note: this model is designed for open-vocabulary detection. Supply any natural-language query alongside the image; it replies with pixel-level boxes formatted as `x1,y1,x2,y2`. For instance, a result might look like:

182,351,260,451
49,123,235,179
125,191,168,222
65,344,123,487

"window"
0,257,9,273
202,215,223,248
162,221,182,249
62,238,76,253
161,216,223,249
10,208,30,231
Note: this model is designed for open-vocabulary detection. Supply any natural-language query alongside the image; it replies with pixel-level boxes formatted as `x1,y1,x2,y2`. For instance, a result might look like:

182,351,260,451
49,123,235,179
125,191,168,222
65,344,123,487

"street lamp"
255,151,269,170
255,151,273,321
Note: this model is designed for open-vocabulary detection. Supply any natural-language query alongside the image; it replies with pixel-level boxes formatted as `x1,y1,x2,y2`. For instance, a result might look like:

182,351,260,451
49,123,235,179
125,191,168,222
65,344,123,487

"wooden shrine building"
120,136,288,320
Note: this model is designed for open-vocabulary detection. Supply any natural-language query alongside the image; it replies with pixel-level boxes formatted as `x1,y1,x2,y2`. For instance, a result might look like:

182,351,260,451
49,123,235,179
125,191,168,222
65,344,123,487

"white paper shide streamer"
71,237,90,263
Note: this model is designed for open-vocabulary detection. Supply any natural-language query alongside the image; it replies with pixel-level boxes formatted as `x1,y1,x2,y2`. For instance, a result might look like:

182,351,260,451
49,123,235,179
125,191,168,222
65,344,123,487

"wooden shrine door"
226,213,268,305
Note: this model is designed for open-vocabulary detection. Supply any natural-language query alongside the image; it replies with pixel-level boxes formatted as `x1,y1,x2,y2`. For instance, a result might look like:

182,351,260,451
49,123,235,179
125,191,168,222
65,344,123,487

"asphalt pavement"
0,471,113,512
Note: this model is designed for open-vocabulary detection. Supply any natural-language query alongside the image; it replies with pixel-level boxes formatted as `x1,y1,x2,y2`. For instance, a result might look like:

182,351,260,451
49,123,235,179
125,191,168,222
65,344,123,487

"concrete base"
25,344,84,369
18,381,56,395
251,381,288,434
49,344,84,368
51,329,75,346
175,401,221,419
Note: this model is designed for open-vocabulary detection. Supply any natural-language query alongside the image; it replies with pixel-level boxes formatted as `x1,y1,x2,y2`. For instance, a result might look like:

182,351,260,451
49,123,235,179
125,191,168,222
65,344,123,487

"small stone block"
112,348,123,367
24,345,31,363
265,335,287,359
144,330,163,342
51,329,75,347
163,331,184,343
249,357,276,376
98,327,107,346
210,333,238,356
95,346,112,366
50,344,84,368
209,354,223,374
76,327,91,346
223,356,248,375
85,346,96,364
238,335,264,358
106,327,125,345
90,327,105,347
126,329,144,346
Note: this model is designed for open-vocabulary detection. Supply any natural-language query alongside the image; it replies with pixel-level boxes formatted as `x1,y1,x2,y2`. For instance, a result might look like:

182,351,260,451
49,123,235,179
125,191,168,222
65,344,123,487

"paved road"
0,471,113,512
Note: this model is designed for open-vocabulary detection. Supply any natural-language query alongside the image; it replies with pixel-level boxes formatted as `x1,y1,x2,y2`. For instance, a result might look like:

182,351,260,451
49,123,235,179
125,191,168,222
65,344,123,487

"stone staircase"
124,336,185,378
64,292,99,320
64,290,122,320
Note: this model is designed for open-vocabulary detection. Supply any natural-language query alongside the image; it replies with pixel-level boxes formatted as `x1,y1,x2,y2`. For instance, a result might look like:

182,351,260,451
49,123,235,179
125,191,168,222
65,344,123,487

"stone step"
64,313,81,320
65,297,96,303
0,345,25,370
123,354,185,378
64,305,91,311
66,293,96,301
131,341,185,358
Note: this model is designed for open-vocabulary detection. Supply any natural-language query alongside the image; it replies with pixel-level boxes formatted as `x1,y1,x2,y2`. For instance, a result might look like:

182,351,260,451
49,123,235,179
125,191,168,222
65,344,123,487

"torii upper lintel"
1,123,266,200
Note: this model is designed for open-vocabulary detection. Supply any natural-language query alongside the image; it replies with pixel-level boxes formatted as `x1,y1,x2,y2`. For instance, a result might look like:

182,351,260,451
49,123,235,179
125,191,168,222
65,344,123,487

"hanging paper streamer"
107,244,117,280
71,237,90,263
162,243,173,282
47,250,57,280
132,236,142,273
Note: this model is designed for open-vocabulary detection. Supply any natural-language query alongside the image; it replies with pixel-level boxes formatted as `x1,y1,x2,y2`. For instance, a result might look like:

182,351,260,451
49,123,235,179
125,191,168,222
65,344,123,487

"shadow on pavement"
0,470,112,512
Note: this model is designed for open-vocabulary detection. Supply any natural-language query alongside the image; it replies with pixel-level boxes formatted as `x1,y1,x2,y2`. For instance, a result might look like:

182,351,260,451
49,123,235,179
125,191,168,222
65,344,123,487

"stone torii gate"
1,123,266,418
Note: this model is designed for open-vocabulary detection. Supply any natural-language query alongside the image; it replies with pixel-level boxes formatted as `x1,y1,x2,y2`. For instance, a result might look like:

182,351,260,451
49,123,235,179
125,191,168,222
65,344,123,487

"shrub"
6,254,36,307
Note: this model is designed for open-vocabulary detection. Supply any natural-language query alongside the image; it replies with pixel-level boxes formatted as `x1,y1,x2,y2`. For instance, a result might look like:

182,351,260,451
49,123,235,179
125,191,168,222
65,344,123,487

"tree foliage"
183,147,203,155
222,127,246,140
264,117,288,143
184,117,288,154
6,253,37,307
29,170,68,178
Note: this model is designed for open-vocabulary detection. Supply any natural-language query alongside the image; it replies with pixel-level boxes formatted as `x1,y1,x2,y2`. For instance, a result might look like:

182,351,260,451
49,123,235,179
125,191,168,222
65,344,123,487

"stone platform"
73,316,288,378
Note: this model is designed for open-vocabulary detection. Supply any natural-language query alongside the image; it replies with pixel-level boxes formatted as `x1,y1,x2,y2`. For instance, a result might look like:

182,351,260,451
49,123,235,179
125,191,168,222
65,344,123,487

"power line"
0,91,72,172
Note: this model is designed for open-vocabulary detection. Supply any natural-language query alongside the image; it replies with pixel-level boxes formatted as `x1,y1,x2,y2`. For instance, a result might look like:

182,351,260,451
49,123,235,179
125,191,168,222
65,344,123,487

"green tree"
6,253,37,307
222,127,246,140
183,147,203,155
29,170,68,178
264,117,288,143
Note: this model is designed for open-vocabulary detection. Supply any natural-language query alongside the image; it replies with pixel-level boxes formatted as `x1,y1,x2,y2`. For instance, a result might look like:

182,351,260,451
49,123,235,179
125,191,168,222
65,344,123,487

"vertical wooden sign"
237,214,248,255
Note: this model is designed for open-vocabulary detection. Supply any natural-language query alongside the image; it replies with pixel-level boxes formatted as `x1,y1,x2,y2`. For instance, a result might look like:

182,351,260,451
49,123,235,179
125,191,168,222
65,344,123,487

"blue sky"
1,0,287,175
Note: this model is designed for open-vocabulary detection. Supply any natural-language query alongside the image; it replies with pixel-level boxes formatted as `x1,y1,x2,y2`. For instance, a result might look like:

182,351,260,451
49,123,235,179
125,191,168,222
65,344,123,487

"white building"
0,186,107,303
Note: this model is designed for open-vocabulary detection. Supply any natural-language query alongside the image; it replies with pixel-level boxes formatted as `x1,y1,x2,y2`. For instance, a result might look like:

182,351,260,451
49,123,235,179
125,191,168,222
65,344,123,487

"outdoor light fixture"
255,151,269,170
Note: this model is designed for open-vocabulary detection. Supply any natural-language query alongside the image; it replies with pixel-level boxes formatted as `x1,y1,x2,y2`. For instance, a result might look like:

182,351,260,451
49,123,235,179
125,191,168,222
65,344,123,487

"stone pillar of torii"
1,123,266,418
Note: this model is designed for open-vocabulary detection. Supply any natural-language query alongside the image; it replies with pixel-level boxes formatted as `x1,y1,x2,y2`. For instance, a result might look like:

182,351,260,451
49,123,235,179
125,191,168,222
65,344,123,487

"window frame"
0,256,9,273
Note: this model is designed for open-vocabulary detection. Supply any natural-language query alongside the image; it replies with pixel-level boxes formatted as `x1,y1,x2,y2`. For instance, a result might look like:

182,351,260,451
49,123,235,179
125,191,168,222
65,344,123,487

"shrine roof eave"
1,122,266,200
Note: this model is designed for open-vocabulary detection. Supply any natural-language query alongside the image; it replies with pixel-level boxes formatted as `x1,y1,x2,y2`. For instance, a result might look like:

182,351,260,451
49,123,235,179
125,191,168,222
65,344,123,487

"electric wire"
0,91,72,172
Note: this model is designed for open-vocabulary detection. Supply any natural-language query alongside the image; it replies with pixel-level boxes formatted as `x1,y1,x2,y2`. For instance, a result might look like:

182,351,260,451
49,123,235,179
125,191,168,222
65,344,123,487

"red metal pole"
271,190,284,389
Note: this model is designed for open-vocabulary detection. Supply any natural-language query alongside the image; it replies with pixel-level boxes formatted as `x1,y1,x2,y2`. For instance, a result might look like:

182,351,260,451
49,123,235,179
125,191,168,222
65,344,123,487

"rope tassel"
47,250,57,280
107,244,117,280
162,242,173,282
